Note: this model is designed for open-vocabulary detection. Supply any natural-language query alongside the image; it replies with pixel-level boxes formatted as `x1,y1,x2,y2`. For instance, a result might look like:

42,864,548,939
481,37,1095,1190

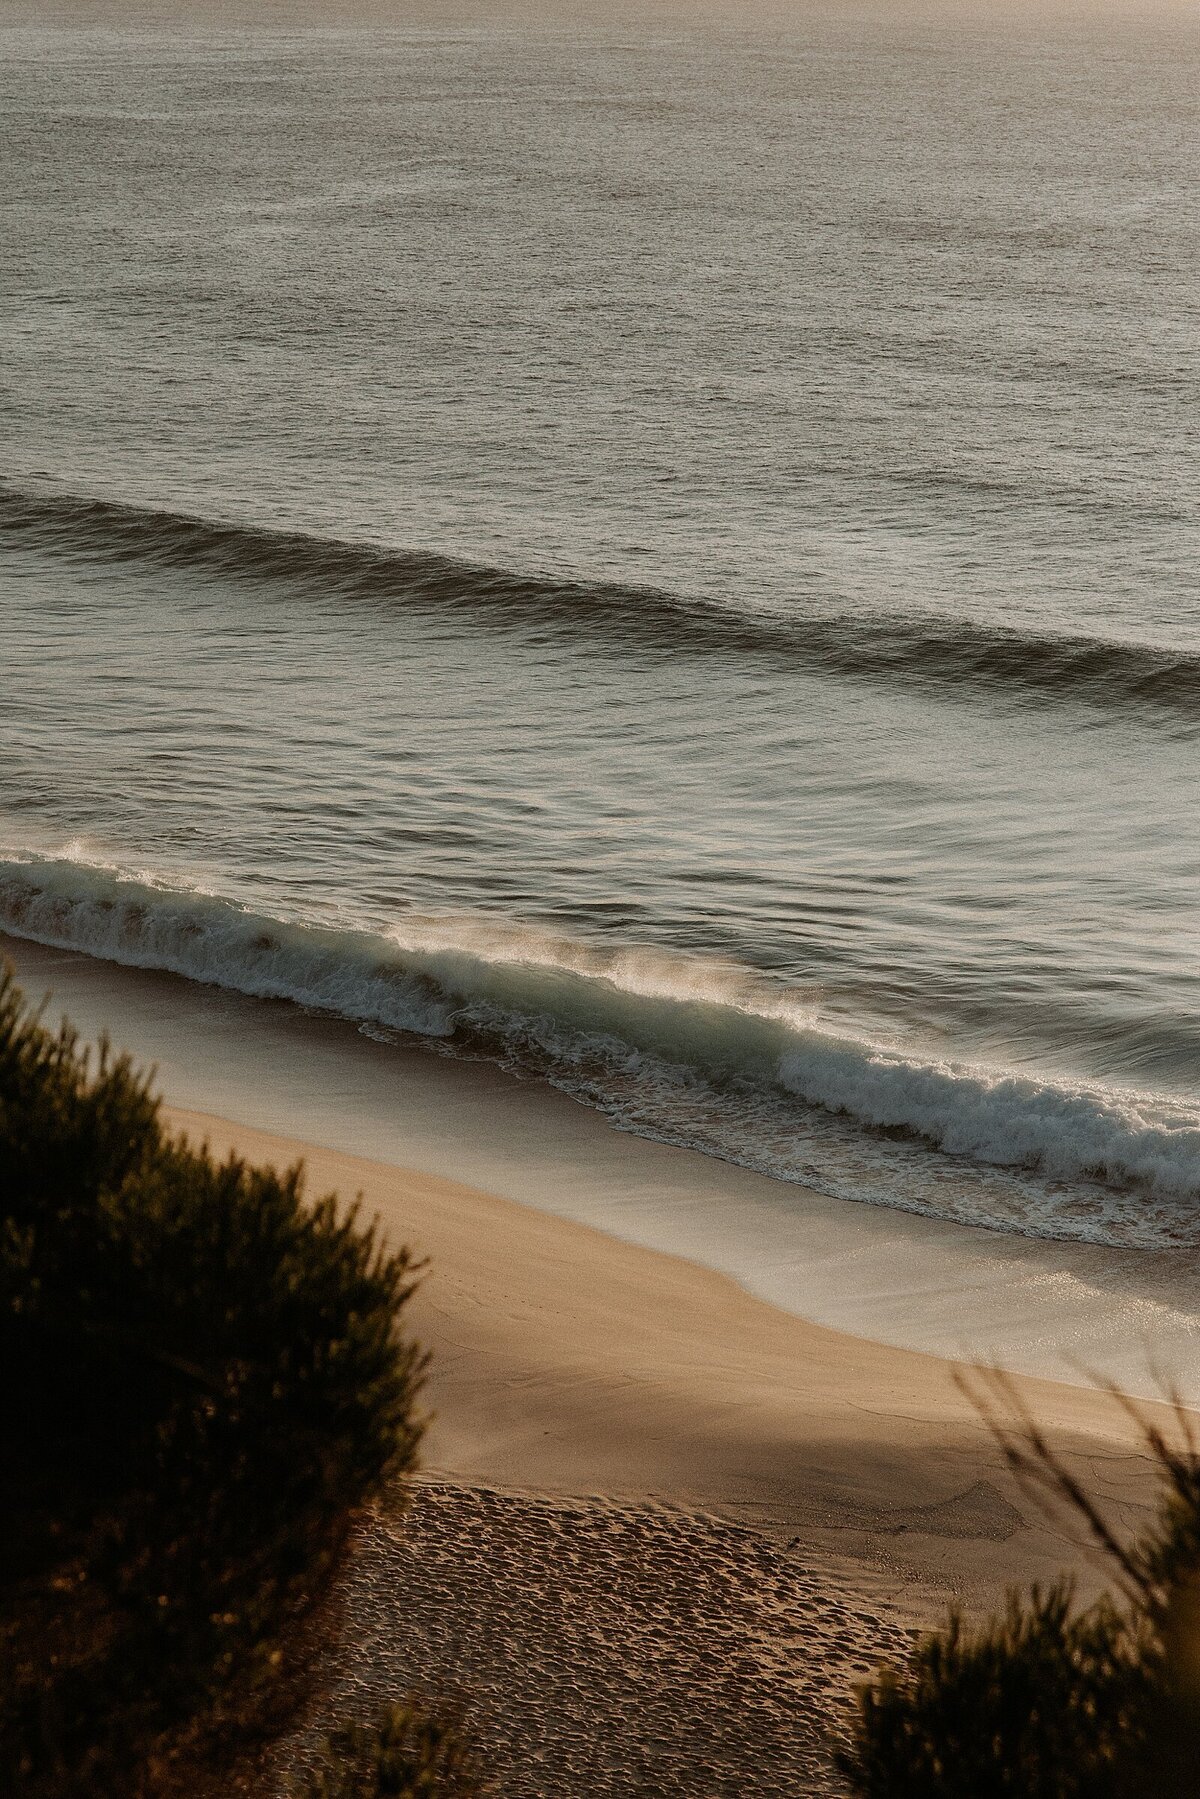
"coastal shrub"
837,1583,1141,1797
288,1698,488,1798
838,1388,1200,1798
0,968,427,1796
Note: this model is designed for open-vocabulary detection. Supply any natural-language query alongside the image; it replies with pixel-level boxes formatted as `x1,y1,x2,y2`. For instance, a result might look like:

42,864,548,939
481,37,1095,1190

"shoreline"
6,930,1200,1403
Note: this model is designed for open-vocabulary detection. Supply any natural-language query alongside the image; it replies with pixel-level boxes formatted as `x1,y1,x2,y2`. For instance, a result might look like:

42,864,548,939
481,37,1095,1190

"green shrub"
0,968,427,1796
289,1698,488,1798
838,1385,1200,1798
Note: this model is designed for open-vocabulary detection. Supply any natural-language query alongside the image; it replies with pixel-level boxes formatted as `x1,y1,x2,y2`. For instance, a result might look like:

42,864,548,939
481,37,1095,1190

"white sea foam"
776,1043,1200,1200
2,854,1199,1248
0,857,458,1039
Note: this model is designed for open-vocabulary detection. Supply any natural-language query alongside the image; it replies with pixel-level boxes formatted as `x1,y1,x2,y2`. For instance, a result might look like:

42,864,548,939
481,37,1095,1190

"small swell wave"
3,855,1199,1249
3,479,1198,725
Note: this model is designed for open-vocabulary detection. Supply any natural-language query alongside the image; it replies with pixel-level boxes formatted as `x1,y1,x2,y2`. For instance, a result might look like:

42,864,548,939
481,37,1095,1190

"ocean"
3,1,1199,1255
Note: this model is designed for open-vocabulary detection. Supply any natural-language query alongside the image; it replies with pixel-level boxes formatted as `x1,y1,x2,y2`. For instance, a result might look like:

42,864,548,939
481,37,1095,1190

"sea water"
2,0,1198,1251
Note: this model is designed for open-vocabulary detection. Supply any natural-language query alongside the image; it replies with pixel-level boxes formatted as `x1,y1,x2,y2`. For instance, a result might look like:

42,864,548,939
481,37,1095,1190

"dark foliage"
288,1698,488,1798
0,968,427,1797
838,1378,1200,1797
838,1583,1143,1798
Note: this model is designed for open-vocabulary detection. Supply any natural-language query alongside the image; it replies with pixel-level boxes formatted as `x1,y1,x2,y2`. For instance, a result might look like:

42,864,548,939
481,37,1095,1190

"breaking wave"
3,480,1197,725
3,854,1199,1249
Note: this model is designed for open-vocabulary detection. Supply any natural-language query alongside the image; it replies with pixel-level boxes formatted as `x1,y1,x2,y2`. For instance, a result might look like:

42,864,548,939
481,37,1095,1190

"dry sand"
167,1108,1179,1798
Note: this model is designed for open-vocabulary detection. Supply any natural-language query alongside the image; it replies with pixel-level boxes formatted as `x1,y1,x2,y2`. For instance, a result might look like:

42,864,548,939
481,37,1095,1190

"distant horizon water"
2,5,1198,1252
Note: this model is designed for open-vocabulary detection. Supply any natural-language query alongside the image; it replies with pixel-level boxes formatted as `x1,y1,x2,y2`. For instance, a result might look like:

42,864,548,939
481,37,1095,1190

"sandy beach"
165,1108,1181,1797
3,937,1192,1793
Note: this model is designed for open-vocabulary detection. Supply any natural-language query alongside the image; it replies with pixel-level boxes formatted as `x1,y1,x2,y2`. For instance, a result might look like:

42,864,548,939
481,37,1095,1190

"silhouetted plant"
289,1698,488,1798
837,1376,1200,1798
0,967,427,1797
